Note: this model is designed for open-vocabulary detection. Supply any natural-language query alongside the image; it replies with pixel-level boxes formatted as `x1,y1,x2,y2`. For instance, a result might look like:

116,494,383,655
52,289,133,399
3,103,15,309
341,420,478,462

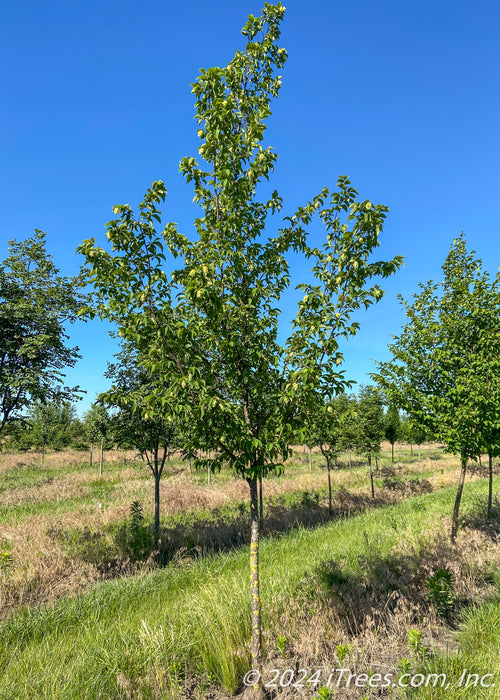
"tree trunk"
327,460,332,515
349,448,352,475
90,441,93,468
391,442,394,463
41,440,45,466
368,455,375,499
488,451,493,519
248,477,262,698
451,457,467,541
308,446,312,473
478,453,482,467
154,471,161,545
410,443,413,456
99,437,104,477
258,475,263,524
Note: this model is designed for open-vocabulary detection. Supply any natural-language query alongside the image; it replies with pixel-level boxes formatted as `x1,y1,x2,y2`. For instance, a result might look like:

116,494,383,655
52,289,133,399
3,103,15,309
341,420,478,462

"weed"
276,634,288,657
335,642,352,662
314,687,334,700
426,569,455,619
407,628,428,659
0,550,12,570
398,657,412,676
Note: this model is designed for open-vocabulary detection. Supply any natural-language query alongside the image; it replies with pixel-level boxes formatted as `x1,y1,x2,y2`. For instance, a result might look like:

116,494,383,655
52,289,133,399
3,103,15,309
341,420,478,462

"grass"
0,443,464,612
403,598,500,698
0,478,498,698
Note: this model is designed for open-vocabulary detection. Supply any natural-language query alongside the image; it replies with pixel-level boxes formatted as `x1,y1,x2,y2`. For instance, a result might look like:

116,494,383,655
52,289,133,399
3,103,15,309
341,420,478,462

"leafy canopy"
374,234,500,460
79,3,402,481
0,230,85,437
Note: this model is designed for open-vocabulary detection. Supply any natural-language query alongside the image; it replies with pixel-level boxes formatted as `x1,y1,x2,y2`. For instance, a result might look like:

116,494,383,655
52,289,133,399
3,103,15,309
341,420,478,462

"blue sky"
2,0,499,414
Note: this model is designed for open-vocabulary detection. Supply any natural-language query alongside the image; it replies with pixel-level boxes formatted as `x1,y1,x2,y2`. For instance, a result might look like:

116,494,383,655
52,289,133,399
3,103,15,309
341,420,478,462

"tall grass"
0,478,498,698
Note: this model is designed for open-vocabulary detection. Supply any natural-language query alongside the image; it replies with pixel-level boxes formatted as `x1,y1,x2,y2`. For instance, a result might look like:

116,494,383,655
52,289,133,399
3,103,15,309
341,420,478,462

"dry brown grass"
253,524,500,700
0,444,480,620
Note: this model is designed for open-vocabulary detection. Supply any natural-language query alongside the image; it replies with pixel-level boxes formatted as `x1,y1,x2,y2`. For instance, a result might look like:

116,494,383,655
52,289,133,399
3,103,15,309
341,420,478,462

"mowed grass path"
0,478,498,699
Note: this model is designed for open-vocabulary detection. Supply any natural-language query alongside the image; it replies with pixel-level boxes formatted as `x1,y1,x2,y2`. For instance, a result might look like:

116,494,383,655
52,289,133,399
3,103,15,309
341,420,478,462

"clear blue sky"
2,0,499,414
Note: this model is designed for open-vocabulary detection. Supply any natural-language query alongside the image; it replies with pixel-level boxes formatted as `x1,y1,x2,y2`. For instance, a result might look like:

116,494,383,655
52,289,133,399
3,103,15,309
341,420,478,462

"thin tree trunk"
308,446,312,473
327,460,332,515
90,441,93,468
349,448,352,475
488,451,493,519
99,437,104,477
154,471,161,545
391,442,394,463
410,443,413,456
368,455,375,499
41,440,45,466
451,457,467,541
418,445,421,462
478,453,482,467
248,477,262,698
258,475,263,524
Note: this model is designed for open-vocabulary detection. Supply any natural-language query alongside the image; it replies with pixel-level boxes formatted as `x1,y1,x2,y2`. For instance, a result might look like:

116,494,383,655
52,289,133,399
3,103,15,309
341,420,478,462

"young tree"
356,386,385,497
384,404,400,463
0,231,85,437
374,235,500,540
83,403,109,473
78,4,402,690
26,400,78,459
104,343,177,543
337,393,358,472
309,394,354,514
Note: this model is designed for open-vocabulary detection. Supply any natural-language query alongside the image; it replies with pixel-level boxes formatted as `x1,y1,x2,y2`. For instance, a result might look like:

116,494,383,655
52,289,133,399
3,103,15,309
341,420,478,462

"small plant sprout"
335,643,353,662
397,657,412,677
314,686,334,700
426,568,455,619
276,635,288,657
407,629,428,659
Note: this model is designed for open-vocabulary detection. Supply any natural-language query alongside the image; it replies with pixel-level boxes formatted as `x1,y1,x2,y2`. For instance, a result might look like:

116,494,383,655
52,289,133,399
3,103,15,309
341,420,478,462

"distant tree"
83,403,109,474
309,398,342,514
374,235,500,539
29,400,78,459
103,343,177,543
0,231,85,437
337,393,358,472
357,386,384,497
384,404,400,463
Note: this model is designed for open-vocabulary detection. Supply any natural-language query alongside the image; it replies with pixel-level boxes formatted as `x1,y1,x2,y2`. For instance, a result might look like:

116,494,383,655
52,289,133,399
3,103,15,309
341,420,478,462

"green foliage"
398,657,412,676
78,2,402,675
356,386,384,463
426,569,455,619
0,231,86,437
119,501,154,561
78,5,402,486
407,628,428,659
276,634,288,656
374,234,500,463
384,404,400,448
82,403,109,444
335,642,353,662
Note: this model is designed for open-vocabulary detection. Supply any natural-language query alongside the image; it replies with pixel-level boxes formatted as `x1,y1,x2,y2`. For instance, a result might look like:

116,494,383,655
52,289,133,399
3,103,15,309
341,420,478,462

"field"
0,444,499,698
